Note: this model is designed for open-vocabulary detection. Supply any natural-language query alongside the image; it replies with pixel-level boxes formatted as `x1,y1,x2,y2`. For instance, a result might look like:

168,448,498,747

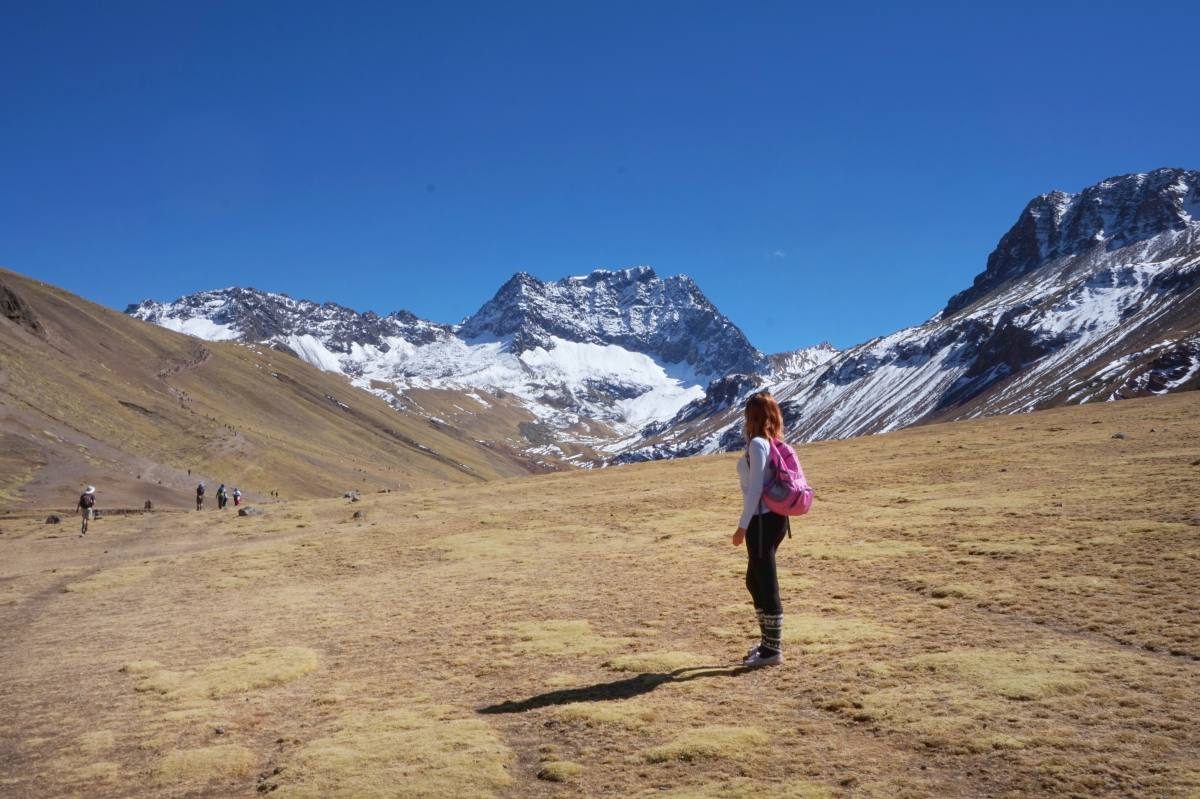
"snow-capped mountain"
460,267,765,378
619,167,1200,461
768,343,839,380
127,168,1199,466
126,287,446,352
127,267,760,459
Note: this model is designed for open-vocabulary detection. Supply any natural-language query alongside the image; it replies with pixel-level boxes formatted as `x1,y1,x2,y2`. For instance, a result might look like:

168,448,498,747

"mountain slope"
122,168,1200,466
619,168,1200,459
128,267,763,461
0,268,540,509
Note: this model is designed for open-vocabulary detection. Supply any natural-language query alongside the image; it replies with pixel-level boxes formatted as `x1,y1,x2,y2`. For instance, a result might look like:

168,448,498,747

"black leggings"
744,511,787,614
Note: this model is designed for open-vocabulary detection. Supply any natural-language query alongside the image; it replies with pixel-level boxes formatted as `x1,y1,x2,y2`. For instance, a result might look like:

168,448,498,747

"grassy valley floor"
2,392,1199,798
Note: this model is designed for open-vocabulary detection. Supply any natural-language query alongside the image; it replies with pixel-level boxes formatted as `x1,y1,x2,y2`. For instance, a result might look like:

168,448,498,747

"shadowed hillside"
1,392,1197,797
0,268,542,510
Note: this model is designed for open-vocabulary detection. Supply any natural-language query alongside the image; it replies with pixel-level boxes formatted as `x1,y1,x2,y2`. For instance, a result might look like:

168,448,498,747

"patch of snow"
283,334,344,373
157,316,241,341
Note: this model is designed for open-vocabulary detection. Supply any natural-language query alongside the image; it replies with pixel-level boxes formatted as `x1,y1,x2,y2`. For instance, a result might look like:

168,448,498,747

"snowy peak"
768,343,839,380
617,166,1200,463
123,167,1200,469
124,267,763,459
127,287,448,352
945,168,1200,314
459,266,765,378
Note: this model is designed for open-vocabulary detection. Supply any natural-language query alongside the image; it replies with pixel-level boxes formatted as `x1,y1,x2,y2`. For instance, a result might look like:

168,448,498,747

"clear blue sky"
3,1,1196,352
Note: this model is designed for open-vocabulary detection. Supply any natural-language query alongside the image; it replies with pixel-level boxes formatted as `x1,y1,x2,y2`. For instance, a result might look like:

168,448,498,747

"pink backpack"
761,439,814,518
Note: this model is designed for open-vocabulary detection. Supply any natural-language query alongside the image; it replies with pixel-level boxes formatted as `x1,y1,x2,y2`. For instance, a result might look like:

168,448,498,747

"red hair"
744,391,784,442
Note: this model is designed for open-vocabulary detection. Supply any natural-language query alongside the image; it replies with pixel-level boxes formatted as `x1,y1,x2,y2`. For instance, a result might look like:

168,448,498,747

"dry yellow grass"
2,392,1199,797
62,563,157,593
125,646,318,700
789,538,930,561
650,778,834,798
275,706,512,798
157,744,257,782
787,614,892,650
536,760,582,782
604,651,711,672
642,725,770,762
902,648,1090,700
553,699,658,728
78,730,116,754
494,619,630,656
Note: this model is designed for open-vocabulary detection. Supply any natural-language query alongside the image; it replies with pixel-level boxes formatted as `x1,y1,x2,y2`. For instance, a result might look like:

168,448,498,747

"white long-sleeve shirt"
736,436,771,529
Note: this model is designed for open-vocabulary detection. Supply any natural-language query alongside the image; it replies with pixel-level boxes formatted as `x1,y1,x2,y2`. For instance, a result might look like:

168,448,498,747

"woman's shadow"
478,665,753,715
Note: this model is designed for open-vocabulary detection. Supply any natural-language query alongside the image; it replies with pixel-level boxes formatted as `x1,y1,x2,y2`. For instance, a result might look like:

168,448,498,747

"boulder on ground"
237,507,260,517
352,510,365,520
45,515,61,524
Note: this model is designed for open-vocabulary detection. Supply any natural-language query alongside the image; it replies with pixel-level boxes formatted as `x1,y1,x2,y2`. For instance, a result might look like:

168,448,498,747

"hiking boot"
742,648,783,667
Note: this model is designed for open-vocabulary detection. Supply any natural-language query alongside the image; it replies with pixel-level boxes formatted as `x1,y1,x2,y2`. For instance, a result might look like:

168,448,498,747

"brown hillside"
0,268,542,510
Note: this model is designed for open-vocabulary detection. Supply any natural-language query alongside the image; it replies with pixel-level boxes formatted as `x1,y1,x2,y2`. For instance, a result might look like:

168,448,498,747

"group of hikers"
74,479,247,535
72,391,805,669
195,482,241,511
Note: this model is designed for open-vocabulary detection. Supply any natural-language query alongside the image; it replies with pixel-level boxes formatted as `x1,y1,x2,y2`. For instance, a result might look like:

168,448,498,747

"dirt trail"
155,346,213,381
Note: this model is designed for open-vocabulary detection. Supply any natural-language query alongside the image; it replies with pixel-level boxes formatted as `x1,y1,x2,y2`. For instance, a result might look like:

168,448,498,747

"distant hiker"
217,483,228,510
77,485,96,536
196,482,205,511
232,488,242,507
732,392,789,667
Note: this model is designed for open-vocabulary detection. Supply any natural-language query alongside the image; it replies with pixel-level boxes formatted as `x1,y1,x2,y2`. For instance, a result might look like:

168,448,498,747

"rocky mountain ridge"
126,287,447,352
128,267,778,461
127,168,1200,465
459,266,766,378
618,168,1200,461
945,168,1200,314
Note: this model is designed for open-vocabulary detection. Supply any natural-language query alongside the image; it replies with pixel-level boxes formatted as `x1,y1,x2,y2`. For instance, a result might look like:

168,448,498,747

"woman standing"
732,392,789,667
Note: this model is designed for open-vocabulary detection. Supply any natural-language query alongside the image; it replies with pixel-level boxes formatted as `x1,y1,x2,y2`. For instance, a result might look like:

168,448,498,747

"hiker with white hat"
77,486,96,536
